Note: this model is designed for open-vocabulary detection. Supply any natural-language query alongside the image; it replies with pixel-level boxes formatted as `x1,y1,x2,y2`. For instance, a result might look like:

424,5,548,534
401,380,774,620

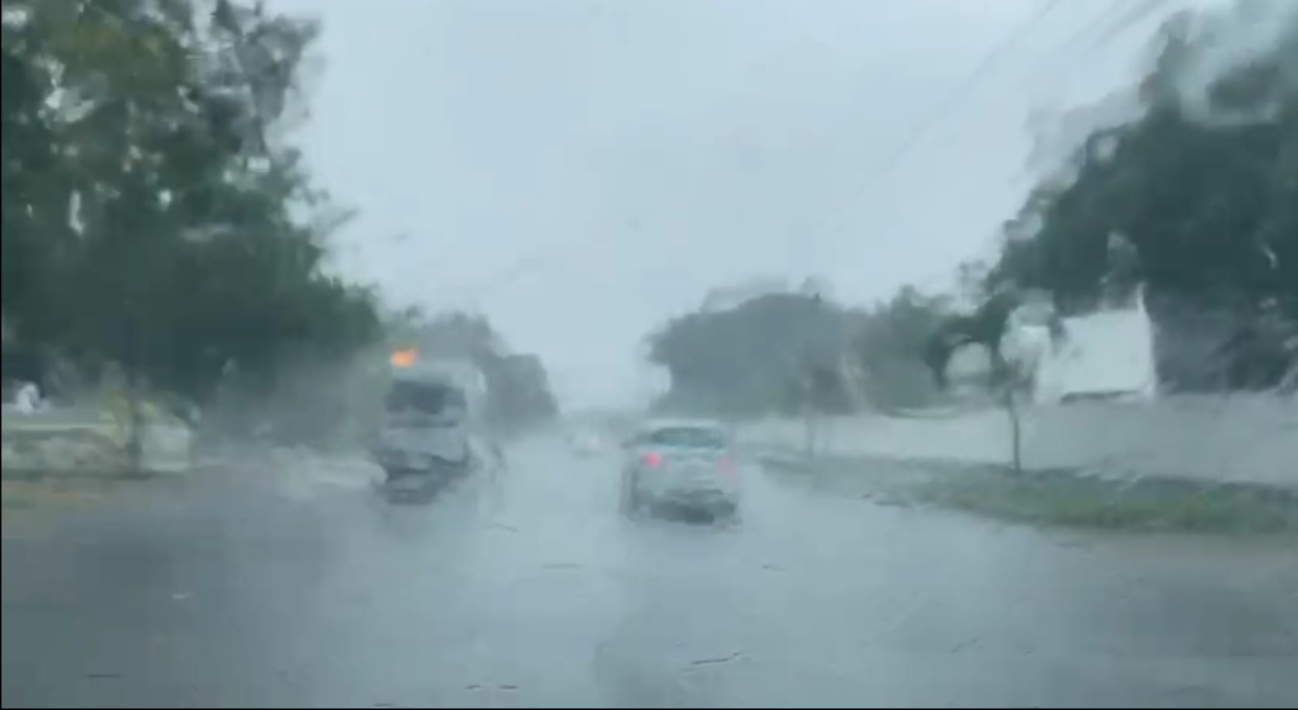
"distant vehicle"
372,363,476,501
568,428,605,457
619,418,739,521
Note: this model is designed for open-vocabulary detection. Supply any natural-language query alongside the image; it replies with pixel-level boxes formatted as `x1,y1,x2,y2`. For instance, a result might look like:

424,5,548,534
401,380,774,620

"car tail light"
641,451,662,468
716,455,736,476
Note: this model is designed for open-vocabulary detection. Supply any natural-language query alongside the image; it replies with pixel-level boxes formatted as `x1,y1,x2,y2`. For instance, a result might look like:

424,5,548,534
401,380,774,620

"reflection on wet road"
3,435,1296,707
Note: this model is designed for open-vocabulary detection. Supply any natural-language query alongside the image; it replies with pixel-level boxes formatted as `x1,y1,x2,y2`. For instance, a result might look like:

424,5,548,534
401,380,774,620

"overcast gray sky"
269,0,1205,408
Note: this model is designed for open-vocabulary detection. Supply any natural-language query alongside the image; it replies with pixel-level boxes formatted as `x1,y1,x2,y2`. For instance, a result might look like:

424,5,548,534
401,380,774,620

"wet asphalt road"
3,435,1297,708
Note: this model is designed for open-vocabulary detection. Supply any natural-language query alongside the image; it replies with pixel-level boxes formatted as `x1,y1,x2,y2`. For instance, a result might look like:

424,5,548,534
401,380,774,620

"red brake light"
641,451,662,468
717,455,735,476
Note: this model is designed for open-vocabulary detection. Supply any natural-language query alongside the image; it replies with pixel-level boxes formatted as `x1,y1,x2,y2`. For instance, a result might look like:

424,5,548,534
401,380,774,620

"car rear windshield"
385,381,466,414
642,427,727,449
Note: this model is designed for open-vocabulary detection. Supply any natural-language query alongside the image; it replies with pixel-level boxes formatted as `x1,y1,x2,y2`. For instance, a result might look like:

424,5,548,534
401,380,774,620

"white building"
944,287,1159,405
1017,287,1158,404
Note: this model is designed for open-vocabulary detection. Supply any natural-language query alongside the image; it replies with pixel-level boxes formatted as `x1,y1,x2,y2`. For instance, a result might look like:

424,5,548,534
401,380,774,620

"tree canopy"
647,286,950,417
1,0,380,400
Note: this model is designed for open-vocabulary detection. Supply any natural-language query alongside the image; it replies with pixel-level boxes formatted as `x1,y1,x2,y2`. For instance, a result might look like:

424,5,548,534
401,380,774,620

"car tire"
715,500,740,525
620,474,644,518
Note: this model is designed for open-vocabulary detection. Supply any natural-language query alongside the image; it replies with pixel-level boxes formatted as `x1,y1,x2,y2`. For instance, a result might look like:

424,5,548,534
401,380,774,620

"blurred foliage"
854,286,955,409
647,287,950,417
1,0,380,401
922,289,1022,391
648,293,852,418
983,1,1297,391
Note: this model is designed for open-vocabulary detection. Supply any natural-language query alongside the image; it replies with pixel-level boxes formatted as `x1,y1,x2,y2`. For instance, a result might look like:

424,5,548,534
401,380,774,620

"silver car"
619,418,740,520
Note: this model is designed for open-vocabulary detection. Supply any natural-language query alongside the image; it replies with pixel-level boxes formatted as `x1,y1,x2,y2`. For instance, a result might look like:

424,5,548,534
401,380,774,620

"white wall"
2,414,194,476
739,394,1298,488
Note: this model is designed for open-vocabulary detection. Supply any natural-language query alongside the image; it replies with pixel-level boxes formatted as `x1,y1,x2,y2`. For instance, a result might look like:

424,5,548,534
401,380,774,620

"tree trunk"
992,350,1023,475
803,404,816,460
125,368,144,475
1002,387,1022,475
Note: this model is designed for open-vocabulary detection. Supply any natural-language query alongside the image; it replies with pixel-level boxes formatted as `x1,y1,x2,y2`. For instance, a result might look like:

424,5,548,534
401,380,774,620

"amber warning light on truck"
390,349,418,368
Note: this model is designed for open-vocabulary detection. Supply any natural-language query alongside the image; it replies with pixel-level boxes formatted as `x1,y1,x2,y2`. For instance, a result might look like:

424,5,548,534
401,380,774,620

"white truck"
373,357,488,499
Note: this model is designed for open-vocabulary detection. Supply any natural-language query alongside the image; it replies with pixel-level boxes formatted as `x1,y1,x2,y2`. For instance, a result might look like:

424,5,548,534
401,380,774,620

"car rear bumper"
648,486,737,510
375,449,471,476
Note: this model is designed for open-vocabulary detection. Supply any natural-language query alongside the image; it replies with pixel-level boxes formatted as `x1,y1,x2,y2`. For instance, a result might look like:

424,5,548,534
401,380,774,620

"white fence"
2,408,194,477
737,394,1298,489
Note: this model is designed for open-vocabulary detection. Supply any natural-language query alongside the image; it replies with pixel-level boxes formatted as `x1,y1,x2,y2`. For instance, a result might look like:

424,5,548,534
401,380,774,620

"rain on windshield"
2,0,1295,707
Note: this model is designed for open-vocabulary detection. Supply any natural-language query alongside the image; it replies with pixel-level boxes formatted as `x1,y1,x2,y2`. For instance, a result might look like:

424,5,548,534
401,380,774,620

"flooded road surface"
3,435,1296,707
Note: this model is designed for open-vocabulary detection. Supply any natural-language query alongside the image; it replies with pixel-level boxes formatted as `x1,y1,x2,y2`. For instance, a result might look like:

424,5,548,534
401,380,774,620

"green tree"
1,0,380,411
986,1,1297,390
647,285,953,419
854,286,952,411
648,292,856,418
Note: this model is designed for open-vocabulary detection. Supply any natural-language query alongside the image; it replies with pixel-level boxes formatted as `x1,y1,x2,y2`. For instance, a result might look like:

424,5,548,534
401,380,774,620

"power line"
918,0,1143,185
896,0,1178,305
934,0,1179,235
801,0,1069,257
434,0,1073,313
1082,0,1180,54
1016,0,1178,103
